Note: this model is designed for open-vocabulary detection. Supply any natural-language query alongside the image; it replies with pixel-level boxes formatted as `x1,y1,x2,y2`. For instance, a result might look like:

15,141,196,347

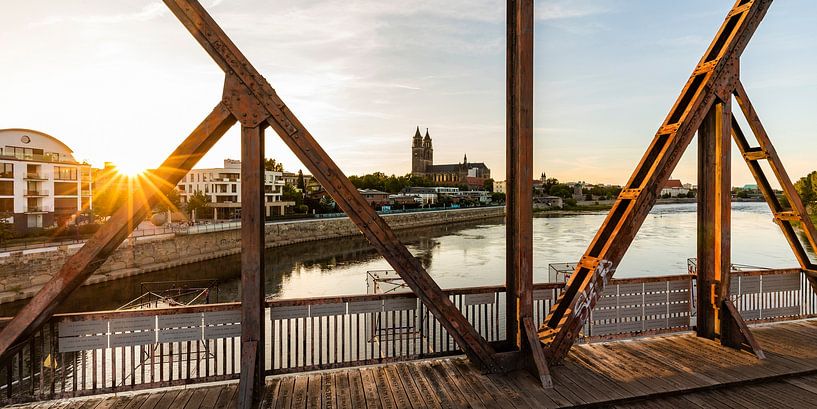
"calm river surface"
5,202,813,315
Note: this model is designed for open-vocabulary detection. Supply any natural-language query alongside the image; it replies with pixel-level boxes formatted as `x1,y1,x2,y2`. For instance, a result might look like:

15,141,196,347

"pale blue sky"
0,1,815,186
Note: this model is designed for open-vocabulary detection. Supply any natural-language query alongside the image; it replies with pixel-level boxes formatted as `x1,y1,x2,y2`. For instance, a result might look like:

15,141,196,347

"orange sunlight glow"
114,162,146,177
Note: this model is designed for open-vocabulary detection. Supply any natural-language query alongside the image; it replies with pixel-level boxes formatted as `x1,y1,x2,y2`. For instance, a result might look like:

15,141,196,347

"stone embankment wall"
0,207,504,303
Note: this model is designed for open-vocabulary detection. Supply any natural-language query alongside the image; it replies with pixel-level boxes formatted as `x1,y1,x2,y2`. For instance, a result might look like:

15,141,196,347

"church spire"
463,153,468,164
414,126,422,139
424,128,431,140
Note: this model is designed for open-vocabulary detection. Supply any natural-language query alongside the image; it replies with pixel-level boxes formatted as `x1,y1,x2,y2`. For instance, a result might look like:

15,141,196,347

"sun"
114,162,146,177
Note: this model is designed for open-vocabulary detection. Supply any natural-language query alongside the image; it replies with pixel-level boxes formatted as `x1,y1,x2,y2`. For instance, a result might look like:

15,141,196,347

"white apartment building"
176,159,293,220
0,129,93,232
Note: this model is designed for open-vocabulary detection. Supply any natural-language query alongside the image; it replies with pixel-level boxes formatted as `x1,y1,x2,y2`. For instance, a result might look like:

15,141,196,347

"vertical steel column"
697,98,732,341
239,125,266,407
505,0,534,350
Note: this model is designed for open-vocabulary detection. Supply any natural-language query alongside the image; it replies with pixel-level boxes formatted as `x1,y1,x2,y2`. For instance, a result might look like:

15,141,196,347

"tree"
264,158,284,172
282,183,304,209
154,189,181,213
686,190,696,198
297,170,305,191
186,190,211,220
542,178,559,195
0,212,14,245
92,185,126,220
483,178,494,192
795,171,817,213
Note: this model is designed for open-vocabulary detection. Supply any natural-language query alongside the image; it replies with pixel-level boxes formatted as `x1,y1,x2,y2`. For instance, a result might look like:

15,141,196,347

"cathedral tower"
411,126,426,175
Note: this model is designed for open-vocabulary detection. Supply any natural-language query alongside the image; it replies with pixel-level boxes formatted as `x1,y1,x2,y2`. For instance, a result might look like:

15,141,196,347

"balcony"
24,190,49,197
24,205,51,213
0,152,80,165
24,173,47,180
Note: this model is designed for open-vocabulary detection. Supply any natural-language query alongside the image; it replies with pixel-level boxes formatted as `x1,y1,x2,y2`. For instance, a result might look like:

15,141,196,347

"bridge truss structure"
1,0,816,408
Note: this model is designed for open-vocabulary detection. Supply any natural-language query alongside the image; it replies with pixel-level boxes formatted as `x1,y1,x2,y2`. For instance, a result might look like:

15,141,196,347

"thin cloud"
35,2,168,26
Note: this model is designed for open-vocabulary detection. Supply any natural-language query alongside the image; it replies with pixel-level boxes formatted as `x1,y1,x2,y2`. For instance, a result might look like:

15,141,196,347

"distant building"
534,196,563,209
493,180,506,194
661,179,690,197
0,128,93,233
358,188,390,207
410,127,490,188
176,159,293,219
401,187,438,205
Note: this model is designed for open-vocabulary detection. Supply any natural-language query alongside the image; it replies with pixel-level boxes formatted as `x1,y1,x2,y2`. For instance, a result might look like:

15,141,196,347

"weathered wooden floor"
14,319,817,408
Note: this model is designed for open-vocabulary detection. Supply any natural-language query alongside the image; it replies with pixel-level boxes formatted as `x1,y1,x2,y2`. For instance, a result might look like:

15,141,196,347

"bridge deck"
13,318,817,408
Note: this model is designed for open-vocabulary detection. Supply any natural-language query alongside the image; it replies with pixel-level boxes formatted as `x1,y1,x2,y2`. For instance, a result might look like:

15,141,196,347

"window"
54,166,77,180
55,197,78,213
54,182,78,196
0,163,12,178
0,181,12,196
0,198,12,212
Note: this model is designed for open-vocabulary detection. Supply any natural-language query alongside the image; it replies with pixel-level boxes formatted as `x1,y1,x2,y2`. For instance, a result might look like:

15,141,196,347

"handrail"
0,267,807,405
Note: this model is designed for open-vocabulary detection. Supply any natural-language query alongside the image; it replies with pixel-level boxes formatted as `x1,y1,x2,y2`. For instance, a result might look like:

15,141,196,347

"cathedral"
411,127,491,188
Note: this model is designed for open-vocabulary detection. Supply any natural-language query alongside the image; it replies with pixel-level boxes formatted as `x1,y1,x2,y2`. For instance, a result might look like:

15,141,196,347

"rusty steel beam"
239,124,266,406
697,97,746,348
505,0,534,352
539,0,772,364
731,83,817,297
522,317,552,389
0,104,236,358
163,0,501,372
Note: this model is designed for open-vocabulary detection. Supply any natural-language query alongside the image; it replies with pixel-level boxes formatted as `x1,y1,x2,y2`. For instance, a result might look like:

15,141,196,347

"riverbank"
0,206,505,305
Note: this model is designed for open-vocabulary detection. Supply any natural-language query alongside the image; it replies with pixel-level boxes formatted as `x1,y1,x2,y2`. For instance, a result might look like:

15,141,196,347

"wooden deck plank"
435,361,486,409
396,363,443,409
346,370,367,409
358,368,383,409
380,365,411,409
370,366,397,409
213,385,237,409
198,386,223,409
183,387,209,409
418,361,468,409
150,390,180,409
320,373,335,409
290,374,309,409
306,374,322,409
333,371,353,409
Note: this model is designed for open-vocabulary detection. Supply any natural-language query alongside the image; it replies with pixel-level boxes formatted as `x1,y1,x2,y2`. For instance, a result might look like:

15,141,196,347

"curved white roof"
0,128,78,162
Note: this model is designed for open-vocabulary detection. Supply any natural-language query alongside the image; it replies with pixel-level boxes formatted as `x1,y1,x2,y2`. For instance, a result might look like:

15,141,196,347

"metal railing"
2,267,809,404
23,190,49,197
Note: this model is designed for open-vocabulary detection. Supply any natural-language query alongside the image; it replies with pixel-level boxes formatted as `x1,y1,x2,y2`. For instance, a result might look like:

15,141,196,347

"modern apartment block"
0,128,92,233
176,159,294,220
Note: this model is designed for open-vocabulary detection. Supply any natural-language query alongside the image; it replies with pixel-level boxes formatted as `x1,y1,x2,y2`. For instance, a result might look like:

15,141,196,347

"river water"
4,202,813,315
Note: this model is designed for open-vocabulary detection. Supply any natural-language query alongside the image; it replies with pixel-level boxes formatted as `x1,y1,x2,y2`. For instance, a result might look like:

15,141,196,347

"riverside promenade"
0,207,504,304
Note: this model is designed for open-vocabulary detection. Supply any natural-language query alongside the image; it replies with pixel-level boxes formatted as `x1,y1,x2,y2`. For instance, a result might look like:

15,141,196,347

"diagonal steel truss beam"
0,103,236,357
732,82,817,274
539,0,773,364
164,0,501,372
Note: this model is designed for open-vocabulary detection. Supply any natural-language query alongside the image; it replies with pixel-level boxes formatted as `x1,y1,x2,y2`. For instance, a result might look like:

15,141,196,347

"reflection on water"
3,202,812,315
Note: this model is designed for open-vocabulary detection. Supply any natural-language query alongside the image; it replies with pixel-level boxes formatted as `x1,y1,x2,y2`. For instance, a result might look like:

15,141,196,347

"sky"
1,1,816,186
